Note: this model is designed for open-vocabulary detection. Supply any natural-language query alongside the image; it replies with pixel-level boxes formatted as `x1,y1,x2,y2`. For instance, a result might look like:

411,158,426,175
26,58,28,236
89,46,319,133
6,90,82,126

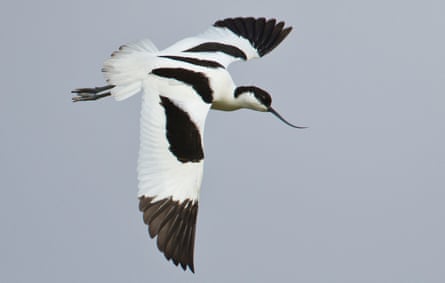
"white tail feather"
103,39,158,101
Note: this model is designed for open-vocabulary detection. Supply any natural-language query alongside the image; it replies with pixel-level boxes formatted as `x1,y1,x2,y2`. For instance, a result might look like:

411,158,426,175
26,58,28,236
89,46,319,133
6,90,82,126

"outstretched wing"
163,17,292,68
137,77,211,273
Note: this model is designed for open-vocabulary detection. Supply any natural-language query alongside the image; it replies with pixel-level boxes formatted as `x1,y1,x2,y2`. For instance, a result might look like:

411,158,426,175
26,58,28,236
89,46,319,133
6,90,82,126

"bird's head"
234,86,306,129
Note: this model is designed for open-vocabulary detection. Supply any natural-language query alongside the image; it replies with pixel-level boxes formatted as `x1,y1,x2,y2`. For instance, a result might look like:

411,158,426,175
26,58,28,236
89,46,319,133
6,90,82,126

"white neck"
210,96,244,111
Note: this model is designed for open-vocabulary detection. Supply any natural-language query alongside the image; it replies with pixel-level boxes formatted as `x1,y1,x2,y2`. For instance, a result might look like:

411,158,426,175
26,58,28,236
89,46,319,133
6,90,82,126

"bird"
72,17,305,273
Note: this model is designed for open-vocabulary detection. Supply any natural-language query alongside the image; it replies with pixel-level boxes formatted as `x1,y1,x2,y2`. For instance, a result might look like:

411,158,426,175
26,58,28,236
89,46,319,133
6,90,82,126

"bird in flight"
72,17,305,273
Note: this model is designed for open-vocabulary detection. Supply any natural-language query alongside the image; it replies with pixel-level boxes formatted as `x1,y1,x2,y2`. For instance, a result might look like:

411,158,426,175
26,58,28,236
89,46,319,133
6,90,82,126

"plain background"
1,0,444,282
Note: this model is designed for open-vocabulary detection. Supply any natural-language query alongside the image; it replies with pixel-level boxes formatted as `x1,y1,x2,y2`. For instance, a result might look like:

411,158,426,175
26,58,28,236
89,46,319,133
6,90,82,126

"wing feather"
244,17,255,40
254,18,266,44
96,17,292,272
162,17,292,68
137,80,209,272
214,17,292,58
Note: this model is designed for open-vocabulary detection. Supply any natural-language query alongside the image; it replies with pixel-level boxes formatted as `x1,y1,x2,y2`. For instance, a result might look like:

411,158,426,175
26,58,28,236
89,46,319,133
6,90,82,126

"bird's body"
72,17,304,273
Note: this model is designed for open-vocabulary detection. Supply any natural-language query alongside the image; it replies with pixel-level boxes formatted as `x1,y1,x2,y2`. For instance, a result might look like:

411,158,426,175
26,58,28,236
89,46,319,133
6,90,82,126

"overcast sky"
1,0,444,282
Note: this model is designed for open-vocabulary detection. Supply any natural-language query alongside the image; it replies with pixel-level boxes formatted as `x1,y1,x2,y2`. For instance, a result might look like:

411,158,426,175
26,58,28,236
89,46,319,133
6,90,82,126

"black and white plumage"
72,17,304,273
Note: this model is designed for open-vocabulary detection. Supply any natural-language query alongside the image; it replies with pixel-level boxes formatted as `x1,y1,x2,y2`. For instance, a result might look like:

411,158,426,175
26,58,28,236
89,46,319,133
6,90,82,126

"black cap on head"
234,86,272,107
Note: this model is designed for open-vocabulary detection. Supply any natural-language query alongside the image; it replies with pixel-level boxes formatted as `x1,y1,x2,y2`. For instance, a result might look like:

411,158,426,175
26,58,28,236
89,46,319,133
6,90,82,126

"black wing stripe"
159,55,224,69
185,42,247,60
214,17,292,57
152,68,213,104
158,96,205,163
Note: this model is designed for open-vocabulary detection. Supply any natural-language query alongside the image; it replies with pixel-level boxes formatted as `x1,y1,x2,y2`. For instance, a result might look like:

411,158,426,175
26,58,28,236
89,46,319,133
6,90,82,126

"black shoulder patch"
152,68,213,103
214,17,292,57
139,196,199,273
184,42,247,60
159,96,204,163
159,55,224,69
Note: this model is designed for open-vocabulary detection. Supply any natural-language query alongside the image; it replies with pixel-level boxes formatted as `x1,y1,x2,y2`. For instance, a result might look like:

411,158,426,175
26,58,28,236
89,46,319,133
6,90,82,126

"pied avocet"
72,17,305,273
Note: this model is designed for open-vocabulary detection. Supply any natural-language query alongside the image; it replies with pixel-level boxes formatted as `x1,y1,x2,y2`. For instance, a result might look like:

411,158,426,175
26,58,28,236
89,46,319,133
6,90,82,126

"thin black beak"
268,107,307,129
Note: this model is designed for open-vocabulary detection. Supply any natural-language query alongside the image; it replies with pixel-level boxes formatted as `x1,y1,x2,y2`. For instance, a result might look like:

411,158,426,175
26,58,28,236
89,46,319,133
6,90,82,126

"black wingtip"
214,17,292,57
139,197,199,273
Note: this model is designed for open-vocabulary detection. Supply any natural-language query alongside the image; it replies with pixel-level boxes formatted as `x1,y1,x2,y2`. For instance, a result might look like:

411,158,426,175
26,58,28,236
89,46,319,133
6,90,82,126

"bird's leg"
71,85,115,102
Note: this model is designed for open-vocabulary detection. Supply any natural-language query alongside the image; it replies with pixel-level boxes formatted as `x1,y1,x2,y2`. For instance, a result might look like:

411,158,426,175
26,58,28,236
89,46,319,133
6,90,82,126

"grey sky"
1,0,444,282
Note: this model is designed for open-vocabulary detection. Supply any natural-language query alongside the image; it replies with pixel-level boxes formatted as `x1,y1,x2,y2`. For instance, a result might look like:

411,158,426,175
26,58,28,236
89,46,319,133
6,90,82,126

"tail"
102,39,158,101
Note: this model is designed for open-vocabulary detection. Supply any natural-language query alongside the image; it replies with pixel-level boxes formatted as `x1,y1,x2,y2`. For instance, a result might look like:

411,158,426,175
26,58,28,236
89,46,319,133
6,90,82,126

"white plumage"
72,17,304,273
163,26,260,66
137,80,209,203
102,39,158,100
